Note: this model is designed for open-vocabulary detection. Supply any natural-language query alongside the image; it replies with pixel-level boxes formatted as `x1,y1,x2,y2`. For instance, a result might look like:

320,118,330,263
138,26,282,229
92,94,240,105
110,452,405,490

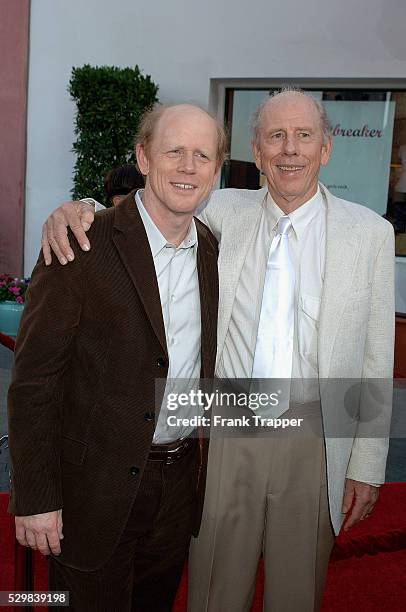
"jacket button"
144,412,155,422
157,357,168,368
130,466,140,476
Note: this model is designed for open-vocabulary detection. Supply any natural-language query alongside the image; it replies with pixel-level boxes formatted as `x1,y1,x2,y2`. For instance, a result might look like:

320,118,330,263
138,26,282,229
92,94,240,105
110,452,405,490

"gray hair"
251,86,332,144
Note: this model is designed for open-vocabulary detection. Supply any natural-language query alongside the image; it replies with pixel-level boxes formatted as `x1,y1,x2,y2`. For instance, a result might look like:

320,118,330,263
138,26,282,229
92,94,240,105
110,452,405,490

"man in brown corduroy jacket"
8,104,224,611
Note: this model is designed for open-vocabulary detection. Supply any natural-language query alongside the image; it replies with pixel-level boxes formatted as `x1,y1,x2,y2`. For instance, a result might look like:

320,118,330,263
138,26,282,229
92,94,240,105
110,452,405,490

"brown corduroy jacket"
7,193,218,571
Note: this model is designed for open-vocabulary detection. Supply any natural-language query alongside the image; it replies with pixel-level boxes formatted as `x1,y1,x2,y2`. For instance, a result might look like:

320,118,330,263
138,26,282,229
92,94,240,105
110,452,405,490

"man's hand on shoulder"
15,509,63,556
341,478,379,532
42,200,96,266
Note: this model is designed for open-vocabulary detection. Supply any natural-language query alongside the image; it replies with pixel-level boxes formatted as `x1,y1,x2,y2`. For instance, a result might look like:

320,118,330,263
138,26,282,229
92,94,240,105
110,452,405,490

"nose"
282,133,298,155
178,151,196,173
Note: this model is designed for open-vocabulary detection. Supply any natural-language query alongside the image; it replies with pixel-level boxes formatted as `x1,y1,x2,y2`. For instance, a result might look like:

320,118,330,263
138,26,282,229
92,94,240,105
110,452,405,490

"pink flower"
16,296,24,304
9,286,20,295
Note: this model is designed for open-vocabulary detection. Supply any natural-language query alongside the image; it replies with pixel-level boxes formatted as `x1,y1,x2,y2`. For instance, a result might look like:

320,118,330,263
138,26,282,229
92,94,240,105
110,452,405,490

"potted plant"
0,274,30,337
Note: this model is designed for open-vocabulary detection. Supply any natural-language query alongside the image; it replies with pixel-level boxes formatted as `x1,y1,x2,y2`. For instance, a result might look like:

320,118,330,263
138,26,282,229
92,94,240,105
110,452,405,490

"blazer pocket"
300,294,321,322
61,436,88,466
298,294,321,366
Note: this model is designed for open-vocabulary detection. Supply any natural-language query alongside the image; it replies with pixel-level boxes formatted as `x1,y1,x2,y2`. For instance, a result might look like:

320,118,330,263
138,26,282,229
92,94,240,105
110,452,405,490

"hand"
341,478,379,531
15,509,64,556
42,201,95,266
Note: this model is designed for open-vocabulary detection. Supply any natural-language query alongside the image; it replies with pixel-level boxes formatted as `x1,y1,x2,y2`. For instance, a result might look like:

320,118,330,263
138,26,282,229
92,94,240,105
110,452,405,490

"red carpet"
1,483,406,611
181,549,406,612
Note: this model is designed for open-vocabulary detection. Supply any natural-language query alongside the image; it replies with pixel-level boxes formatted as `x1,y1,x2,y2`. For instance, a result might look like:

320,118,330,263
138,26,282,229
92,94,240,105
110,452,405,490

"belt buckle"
164,439,190,465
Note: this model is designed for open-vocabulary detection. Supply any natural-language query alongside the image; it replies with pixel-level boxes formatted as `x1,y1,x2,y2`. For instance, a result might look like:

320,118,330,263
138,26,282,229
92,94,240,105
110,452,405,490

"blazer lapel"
196,225,218,378
216,188,266,364
112,193,168,356
318,185,363,377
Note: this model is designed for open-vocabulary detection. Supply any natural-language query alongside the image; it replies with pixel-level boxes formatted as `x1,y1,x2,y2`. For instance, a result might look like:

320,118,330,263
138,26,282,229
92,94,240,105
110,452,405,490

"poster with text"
319,100,395,215
230,93,395,216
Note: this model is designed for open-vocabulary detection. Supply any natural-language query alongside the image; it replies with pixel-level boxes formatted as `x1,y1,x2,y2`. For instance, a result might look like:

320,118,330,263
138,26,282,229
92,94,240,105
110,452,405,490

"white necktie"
252,215,295,381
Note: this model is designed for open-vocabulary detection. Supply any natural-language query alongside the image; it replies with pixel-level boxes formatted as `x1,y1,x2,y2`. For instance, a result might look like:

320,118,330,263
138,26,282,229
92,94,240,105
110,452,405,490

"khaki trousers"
188,405,335,612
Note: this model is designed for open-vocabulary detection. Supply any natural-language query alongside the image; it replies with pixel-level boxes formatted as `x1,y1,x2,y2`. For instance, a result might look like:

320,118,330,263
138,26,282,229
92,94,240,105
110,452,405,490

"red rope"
0,332,15,352
331,529,406,561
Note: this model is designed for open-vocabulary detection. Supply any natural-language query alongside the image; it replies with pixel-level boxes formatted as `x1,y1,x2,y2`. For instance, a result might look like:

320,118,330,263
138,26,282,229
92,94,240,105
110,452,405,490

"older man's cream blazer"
199,182,395,534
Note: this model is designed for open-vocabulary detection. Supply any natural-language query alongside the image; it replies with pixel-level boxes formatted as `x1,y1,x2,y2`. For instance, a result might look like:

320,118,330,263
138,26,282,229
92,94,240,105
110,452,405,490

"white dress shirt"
134,191,202,442
219,187,326,403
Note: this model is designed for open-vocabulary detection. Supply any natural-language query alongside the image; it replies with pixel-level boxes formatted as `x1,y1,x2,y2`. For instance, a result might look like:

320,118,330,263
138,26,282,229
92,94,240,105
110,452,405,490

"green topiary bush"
69,64,159,206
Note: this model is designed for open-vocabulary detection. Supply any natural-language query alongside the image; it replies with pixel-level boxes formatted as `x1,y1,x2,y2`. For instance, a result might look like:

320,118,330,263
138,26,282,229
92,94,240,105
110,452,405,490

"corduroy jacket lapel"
195,219,218,378
112,192,168,357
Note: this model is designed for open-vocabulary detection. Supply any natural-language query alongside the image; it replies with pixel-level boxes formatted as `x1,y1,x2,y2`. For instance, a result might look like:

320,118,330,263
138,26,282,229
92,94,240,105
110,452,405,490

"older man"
40,89,395,611
187,90,394,612
8,104,224,611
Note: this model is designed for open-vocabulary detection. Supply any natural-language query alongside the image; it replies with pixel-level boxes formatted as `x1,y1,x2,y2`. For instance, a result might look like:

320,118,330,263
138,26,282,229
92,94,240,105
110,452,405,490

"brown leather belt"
148,436,197,465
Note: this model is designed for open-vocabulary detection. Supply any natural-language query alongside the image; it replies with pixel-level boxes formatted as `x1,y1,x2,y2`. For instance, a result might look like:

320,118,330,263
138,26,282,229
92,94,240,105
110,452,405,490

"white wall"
25,0,406,302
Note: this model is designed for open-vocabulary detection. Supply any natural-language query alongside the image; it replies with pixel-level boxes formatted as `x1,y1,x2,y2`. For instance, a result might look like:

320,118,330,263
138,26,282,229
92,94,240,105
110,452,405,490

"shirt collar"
135,189,197,257
265,186,324,240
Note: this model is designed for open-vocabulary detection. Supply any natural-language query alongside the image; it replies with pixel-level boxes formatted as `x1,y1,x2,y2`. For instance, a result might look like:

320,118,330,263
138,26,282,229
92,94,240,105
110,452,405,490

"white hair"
251,86,332,144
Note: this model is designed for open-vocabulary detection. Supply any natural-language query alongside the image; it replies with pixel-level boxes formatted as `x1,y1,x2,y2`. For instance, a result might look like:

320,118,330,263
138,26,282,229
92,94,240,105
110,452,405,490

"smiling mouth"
277,165,305,172
171,182,196,190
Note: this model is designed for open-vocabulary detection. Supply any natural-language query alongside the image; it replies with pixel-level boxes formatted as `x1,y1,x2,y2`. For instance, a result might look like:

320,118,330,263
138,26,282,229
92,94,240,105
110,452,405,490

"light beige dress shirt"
218,187,326,404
